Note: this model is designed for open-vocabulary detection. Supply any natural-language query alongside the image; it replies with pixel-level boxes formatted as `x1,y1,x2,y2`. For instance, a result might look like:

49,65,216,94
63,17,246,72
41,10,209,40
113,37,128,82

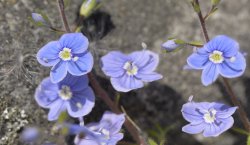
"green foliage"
147,124,173,145
211,0,221,6
80,0,102,17
188,41,203,47
174,39,186,45
232,127,250,136
57,111,68,123
247,136,250,145
190,1,200,13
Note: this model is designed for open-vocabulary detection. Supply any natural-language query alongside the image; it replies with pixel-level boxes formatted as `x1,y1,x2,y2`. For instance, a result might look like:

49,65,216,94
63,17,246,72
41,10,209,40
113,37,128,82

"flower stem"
88,73,148,145
194,0,250,132
57,0,71,33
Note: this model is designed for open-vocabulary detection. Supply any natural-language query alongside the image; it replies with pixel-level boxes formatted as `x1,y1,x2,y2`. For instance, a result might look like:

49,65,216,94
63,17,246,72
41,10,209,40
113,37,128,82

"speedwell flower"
37,33,93,83
161,39,180,52
101,50,162,92
35,74,95,121
74,111,125,145
181,97,237,137
187,35,246,86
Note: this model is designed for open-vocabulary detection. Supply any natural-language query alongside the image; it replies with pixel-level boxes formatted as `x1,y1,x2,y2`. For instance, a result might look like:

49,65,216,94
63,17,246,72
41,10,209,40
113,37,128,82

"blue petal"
182,123,205,134
100,111,125,134
67,52,93,76
205,35,239,57
66,86,95,118
203,117,234,137
129,50,159,71
37,41,61,67
135,72,162,82
59,33,89,54
181,102,204,123
110,75,143,92
59,74,89,92
218,52,246,78
187,48,209,69
201,62,219,86
101,51,128,77
50,61,68,83
48,99,66,121
212,103,237,118
74,138,99,145
35,78,59,108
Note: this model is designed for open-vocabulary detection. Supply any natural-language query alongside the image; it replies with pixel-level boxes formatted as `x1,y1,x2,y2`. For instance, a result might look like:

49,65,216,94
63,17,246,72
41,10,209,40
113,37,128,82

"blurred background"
1,0,250,145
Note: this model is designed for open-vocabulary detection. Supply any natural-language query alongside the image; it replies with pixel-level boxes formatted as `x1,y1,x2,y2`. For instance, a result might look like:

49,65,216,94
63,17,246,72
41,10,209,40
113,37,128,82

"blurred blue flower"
35,74,95,121
37,33,93,83
20,127,39,142
161,39,180,51
187,35,246,86
182,97,237,137
101,50,162,92
31,13,49,26
73,111,125,145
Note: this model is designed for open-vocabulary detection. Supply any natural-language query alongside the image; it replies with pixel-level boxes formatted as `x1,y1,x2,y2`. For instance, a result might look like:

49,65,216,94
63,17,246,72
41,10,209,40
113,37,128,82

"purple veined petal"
203,117,234,137
59,33,89,54
50,61,68,83
135,72,162,82
182,122,205,134
66,86,95,118
187,48,209,69
212,103,237,119
48,99,66,121
181,102,204,123
108,133,124,144
218,52,246,78
201,62,219,86
59,74,89,92
137,50,160,72
37,41,61,67
100,51,128,78
35,78,59,108
128,50,156,70
110,75,143,92
205,35,239,57
100,111,125,134
67,52,94,76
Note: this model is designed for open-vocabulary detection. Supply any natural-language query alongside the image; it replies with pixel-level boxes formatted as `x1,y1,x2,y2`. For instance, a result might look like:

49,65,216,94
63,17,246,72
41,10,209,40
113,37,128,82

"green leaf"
148,138,158,145
174,39,186,45
211,0,221,6
232,127,250,136
57,111,68,123
188,41,204,47
191,1,200,13
247,136,250,145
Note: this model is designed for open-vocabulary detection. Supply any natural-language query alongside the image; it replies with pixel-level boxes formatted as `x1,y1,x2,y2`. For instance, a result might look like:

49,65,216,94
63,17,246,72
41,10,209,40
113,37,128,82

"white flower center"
209,50,224,64
58,85,72,100
203,109,217,123
123,61,138,76
59,48,72,61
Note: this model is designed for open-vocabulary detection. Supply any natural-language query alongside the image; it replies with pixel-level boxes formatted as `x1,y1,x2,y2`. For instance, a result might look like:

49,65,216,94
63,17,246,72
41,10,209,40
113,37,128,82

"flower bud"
161,39,180,52
80,0,101,17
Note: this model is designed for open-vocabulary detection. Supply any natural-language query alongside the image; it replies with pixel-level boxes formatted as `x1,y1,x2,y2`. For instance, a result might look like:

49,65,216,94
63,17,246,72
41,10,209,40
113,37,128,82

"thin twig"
57,0,71,32
194,0,250,132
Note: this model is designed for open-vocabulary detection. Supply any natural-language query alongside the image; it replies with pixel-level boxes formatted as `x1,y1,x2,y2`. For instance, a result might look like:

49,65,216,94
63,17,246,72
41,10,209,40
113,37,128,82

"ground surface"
0,0,250,145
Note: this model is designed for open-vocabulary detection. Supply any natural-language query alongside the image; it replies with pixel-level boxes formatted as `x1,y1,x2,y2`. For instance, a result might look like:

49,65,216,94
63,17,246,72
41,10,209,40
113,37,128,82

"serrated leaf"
148,138,158,145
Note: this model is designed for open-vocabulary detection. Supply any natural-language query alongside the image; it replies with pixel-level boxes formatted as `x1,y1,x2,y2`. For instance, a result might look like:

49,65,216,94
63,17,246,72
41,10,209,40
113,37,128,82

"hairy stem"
58,0,71,33
56,1,147,144
194,0,250,132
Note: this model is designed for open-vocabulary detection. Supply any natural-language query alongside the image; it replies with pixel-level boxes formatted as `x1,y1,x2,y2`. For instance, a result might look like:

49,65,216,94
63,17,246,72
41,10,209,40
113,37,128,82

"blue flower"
31,13,49,26
101,50,162,92
35,74,95,121
187,35,246,86
181,97,237,137
37,33,93,83
67,111,125,145
20,127,39,143
161,39,180,51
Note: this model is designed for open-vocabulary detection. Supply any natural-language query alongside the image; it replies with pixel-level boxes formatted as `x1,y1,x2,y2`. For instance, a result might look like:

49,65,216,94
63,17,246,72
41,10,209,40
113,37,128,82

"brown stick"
58,0,71,33
194,0,250,132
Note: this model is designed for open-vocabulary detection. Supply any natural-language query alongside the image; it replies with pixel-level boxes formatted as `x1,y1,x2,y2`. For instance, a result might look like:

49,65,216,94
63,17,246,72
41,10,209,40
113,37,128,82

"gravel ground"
0,0,250,145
